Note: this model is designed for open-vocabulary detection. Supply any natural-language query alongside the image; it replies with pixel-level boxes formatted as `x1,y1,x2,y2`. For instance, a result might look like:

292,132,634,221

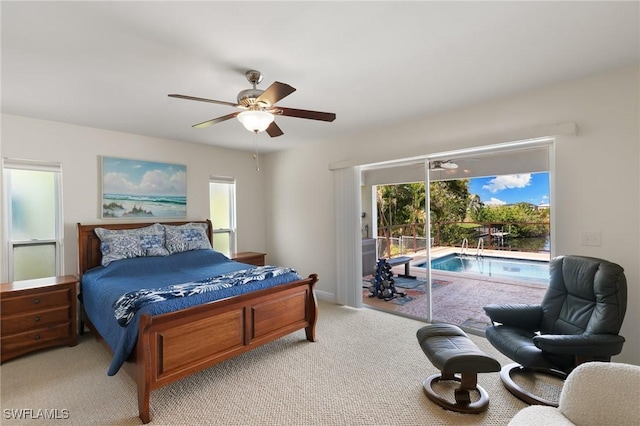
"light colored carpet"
1,300,545,425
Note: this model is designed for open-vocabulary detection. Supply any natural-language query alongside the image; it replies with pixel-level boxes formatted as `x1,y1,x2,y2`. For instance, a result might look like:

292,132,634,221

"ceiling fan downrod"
238,70,266,107
245,70,263,88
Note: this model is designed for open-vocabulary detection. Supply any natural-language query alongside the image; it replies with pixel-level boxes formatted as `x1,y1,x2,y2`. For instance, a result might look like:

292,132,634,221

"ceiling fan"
429,160,459,171
168,70,336,137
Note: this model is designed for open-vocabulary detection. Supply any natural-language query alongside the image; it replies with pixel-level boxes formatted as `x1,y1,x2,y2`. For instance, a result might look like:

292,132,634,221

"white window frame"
209,176,236,256
2,158,64,282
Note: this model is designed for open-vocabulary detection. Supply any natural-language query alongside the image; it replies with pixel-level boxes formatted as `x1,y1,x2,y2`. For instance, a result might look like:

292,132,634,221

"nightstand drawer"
1,306,71,335
1,288,71,316
232,252,266,267
1,322,71,354
240,254,265,266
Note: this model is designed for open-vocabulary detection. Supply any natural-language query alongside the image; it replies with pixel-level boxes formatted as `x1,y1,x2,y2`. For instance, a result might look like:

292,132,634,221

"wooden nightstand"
1,275,78,363
232,252,266,267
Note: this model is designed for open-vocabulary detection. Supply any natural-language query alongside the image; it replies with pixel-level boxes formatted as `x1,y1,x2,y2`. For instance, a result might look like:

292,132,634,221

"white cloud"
102,172,136,194
139,169,186,195
485,197,507,206
103,170,186,195
170,170,187,193
138,170,168,192
483,174,532,193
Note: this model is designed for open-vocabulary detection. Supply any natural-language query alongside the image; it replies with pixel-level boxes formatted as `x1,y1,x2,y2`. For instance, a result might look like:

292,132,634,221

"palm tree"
468,194,484,221
376,185,397,257
405,183,426,251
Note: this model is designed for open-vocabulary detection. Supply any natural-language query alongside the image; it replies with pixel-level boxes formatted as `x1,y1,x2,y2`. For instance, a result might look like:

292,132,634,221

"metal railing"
376,236,430,258
476,238,484,256
378,221,550,255
461,238,469,256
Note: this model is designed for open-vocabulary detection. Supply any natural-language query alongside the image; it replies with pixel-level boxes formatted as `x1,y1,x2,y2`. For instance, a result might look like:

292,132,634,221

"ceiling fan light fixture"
430,160,459,170
441,161,458,170
237,110,274,133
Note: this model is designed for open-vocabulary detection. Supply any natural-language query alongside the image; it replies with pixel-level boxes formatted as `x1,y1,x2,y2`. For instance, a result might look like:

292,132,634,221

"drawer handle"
34,334,41,340
34,316,41,322
33,298,40,304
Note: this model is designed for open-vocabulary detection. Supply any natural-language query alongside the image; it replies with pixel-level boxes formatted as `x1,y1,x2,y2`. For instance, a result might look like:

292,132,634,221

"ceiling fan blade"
168,94,240,109
192,112,238,128
256,82,296,106
276,107,336,122
266,121,284,138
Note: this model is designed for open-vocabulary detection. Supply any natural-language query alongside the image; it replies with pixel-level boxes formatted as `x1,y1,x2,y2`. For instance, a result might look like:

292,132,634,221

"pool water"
419,254,550,284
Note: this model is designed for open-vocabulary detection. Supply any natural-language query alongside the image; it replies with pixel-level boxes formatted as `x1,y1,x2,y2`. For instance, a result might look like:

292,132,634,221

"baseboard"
314,289,336,303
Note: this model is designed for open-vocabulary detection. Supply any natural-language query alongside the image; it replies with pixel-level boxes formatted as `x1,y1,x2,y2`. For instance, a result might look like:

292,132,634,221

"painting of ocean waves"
101,157,187,218
103,194,187,218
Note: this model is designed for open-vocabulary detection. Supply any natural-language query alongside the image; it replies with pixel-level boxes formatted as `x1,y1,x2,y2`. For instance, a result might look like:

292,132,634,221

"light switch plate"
581,230,602,246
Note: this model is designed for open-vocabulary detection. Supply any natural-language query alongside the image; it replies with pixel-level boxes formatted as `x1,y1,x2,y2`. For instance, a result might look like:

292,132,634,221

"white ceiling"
2,1,638,153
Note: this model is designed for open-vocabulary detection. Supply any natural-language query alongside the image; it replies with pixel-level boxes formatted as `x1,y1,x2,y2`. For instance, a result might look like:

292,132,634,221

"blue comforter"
81,249,301,375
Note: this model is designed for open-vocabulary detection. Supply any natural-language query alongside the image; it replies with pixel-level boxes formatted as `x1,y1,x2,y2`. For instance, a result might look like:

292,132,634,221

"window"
209,177,236,256
2,159,63,281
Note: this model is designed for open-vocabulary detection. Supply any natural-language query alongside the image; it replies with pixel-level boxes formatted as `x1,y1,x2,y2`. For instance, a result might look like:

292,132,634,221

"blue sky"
468,172,549,206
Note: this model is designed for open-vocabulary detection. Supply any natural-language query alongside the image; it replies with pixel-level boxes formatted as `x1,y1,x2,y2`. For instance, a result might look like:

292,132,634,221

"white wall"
265,66,640,365
0,114,268,276
263,144,337,287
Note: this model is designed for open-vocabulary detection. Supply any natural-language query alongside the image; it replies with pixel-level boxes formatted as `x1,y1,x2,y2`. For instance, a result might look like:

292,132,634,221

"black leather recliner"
484,255,627,406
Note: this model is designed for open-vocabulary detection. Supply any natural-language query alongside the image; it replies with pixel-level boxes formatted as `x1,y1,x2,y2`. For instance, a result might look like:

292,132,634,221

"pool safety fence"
376,236,430,258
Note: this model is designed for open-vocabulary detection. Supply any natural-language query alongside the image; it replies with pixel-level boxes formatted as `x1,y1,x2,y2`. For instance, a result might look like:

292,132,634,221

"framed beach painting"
101,156,187,219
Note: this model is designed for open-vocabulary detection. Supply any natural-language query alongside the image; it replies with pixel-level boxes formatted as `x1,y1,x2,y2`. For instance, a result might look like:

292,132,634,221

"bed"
77,220,318,423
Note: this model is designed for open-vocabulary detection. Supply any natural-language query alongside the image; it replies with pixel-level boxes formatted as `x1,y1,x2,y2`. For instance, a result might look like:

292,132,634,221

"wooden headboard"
77,220,213,277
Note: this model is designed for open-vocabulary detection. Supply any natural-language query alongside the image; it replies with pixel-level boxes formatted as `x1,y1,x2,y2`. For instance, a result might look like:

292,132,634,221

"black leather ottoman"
417,323,501,413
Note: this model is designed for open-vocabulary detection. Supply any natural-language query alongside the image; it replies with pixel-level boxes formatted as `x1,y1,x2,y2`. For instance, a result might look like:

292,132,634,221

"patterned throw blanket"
113,266,297,327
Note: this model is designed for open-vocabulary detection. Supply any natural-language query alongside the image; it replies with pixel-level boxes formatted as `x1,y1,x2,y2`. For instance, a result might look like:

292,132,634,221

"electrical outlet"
581,230,602,246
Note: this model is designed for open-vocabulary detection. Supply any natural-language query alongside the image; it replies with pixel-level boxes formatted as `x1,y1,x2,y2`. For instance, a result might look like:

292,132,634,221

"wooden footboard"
127,274,318,423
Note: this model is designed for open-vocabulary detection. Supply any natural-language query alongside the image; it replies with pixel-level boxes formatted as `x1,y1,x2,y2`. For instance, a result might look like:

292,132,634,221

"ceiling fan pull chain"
253,131,260,172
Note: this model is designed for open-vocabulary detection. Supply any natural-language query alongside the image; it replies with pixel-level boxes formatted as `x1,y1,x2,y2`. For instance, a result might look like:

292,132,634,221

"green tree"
404,183,427,250
376,184,397,236
468,194,485,222
429,180,472,246
377,180,472,243
429,180,470,223
478,202,549,238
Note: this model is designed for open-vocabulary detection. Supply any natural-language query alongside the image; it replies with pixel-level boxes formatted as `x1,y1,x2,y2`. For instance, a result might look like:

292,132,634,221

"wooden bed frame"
77,220,318,423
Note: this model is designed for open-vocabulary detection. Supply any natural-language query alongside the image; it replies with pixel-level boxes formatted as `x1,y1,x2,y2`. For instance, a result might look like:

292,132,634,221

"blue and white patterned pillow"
95,223,169,266
163,222,212,255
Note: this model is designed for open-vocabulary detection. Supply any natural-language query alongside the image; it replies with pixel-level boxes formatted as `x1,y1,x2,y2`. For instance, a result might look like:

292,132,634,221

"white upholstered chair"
508,362,640,426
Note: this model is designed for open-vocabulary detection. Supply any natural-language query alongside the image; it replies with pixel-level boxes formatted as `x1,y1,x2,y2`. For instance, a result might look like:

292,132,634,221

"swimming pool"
418,254,550,284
